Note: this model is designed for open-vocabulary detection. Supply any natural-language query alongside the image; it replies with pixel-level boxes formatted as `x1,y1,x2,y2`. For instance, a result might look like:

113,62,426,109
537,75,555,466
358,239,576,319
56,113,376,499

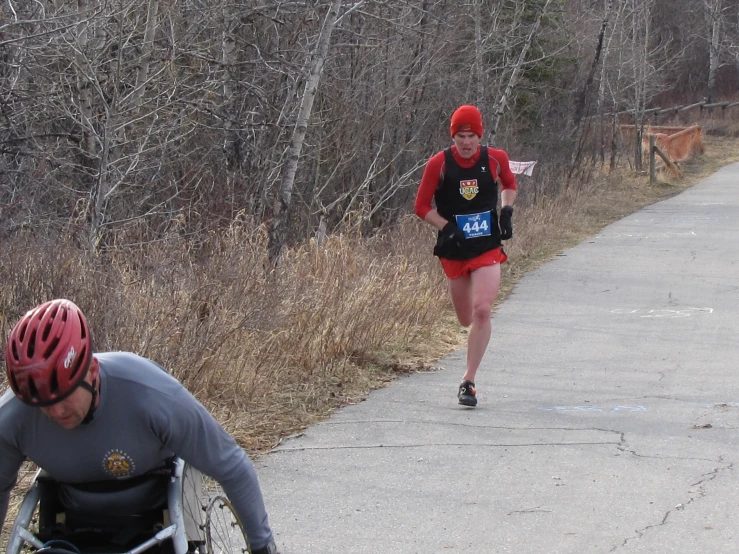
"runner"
414,105,517,406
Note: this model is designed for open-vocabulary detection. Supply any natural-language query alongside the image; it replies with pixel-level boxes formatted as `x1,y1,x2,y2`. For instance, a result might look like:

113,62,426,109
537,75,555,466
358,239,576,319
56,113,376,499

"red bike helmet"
5,299,93,406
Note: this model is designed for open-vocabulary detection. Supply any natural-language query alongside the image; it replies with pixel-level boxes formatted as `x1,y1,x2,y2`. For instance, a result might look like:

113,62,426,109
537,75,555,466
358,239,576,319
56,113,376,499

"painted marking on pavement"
594,231,697,239
610,307,713,318
539,405,647,413
540,403,739,413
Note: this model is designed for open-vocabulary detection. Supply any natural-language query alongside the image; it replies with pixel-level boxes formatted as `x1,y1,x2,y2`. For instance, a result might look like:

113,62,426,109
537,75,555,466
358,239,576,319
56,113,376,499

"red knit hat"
450,105,483,137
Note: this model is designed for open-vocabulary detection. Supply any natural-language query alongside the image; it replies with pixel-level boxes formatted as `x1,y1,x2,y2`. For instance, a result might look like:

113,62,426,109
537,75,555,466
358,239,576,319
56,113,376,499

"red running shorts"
439,247,507,280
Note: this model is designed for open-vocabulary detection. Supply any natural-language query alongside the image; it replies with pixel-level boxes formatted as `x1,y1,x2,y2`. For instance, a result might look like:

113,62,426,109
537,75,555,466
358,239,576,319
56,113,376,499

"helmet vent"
49,369,59,394
27,378,39,402
18,321,28,342
41,320,53,341
10,341,20,362
9,372,19,393
43,337,60,360
77,313,87,339
26,328,37,358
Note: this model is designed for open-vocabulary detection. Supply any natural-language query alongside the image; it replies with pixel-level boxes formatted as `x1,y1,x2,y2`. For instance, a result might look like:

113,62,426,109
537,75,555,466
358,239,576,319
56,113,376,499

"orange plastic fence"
619,124,704,164
645,125,704,162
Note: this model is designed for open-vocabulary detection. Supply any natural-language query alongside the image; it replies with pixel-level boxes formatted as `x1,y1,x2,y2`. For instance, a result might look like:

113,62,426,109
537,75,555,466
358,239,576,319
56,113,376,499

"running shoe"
458,380,477,407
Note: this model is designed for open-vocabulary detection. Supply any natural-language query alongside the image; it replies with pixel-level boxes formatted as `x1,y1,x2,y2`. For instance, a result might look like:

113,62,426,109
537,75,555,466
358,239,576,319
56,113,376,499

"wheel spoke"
205,496,249,554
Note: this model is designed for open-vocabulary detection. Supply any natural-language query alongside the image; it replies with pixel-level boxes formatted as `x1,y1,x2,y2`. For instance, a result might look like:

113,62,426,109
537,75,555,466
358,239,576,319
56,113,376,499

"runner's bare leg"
449,264,501,383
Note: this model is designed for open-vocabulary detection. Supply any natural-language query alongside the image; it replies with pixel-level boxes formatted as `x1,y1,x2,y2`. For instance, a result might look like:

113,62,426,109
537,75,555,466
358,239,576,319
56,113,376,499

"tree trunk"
706,0,722,103
221,0,241,219
472,0,484,107
489,0,552,139
267,0,344,264
131,0,158,108
575,0,614,127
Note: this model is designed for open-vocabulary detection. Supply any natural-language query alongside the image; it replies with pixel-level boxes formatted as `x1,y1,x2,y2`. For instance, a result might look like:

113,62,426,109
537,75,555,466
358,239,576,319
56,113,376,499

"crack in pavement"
617,436,719,464
316,418,627,432
273,440,623,452
609,457,734,552
274,424,623,452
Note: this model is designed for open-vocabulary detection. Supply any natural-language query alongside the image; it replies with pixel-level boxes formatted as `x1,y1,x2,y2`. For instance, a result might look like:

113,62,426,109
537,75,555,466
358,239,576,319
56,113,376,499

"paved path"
257,163,739,553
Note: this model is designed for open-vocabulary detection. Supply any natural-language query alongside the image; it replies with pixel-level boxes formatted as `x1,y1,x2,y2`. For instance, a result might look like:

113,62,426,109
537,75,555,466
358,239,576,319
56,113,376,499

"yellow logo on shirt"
103,449,136,478
459,179,478,200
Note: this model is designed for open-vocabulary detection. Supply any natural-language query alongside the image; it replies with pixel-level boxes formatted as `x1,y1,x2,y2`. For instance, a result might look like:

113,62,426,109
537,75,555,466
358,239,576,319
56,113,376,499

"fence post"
609,113,617,171
649,135,656,184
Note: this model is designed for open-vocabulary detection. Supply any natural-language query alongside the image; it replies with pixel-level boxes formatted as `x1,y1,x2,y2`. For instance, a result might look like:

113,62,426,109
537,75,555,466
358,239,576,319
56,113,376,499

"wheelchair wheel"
204,496,248,554
181,463,210,553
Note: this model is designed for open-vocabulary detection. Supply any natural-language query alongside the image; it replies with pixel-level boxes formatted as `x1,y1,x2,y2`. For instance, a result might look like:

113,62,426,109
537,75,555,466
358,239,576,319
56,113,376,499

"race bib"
455,211,492,239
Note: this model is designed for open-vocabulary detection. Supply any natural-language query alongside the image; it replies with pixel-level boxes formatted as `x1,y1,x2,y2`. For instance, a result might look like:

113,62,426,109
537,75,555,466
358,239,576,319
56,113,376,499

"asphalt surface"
257,162,739,554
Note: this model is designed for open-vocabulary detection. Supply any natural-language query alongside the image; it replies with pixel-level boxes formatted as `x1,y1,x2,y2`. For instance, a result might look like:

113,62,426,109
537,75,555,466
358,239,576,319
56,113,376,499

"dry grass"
0,219,447,450
2,133,739,546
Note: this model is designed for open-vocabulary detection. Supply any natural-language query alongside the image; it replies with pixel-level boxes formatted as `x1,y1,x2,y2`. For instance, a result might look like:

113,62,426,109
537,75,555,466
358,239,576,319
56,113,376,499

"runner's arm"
423,209,449,231
414,151,445,222
501,188,517,208
489,147,517,207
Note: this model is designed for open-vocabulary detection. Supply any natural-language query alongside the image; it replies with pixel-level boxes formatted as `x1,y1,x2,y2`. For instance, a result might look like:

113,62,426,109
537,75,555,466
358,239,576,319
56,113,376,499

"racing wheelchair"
6,457,249,554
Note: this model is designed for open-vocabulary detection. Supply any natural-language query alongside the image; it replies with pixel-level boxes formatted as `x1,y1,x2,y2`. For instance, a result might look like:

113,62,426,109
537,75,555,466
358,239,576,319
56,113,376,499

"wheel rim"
181,463,209,551
205,496,249,554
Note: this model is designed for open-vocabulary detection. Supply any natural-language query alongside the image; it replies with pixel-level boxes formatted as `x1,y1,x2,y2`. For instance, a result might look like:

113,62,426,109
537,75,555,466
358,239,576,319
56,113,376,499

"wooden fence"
596,99,739,178
613,100,739,119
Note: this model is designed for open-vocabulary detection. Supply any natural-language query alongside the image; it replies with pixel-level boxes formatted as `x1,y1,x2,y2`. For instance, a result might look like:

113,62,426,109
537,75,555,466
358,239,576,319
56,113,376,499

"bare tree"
267,0,349,263
574,0,615,127
489,0,554,139
705,0,724,102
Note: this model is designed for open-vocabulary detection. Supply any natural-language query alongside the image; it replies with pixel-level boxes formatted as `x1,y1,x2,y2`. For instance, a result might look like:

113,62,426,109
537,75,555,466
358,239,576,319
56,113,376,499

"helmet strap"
79,379,98,424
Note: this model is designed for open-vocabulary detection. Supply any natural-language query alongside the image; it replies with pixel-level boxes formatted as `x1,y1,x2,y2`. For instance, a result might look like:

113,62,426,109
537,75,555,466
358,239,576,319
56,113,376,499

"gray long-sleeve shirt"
0,352,274,549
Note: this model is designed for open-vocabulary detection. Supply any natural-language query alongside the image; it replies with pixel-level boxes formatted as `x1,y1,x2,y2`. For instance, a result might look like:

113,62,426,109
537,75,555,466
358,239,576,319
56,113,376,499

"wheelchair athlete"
0,299,279,554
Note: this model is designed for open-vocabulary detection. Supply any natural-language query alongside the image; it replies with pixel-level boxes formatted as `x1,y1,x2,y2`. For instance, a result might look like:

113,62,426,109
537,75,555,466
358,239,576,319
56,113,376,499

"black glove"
499,205,514,240
441,221,466,248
